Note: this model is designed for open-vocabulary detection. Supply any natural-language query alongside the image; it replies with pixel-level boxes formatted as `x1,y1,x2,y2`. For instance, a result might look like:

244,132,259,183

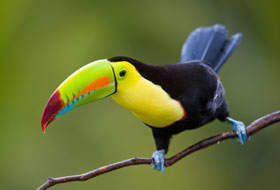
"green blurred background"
1,0,280,189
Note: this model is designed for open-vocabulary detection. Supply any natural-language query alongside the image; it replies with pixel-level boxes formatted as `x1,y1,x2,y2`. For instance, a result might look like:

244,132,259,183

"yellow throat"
110,61,185,128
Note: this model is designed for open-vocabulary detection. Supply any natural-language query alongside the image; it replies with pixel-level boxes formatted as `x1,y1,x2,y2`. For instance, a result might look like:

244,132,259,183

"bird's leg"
151,129,171,172
226,117,247,144
152,149,165,172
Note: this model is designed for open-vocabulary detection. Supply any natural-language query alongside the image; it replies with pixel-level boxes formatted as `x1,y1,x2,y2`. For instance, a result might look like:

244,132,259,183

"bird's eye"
119,70,126,77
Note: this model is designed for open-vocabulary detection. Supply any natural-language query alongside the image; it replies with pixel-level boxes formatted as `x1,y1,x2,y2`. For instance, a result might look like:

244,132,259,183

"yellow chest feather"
111,77,184,127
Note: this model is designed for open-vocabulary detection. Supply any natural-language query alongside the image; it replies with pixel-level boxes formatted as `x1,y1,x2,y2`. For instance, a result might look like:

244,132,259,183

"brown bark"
37,111,280,190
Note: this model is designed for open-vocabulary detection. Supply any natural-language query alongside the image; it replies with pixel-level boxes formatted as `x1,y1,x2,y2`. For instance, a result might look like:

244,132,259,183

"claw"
151,150,165,172
226,117,247,144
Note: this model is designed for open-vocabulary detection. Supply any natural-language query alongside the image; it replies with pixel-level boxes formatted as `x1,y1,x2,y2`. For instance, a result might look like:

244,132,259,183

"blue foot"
226,117,247,144
152,150,165,172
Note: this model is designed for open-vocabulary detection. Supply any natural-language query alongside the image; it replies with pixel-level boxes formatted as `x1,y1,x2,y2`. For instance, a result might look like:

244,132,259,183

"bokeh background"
1,0,280,189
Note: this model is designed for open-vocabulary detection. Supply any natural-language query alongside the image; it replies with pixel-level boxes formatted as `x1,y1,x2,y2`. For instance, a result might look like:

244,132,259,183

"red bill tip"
41,90,64,134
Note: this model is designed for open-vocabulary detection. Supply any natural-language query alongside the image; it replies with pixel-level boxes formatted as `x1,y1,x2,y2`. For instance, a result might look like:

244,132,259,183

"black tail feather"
180,24,242,73
213,33,242,72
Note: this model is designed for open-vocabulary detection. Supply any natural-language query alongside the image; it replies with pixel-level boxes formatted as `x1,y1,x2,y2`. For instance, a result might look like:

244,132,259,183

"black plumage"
109,24,242,153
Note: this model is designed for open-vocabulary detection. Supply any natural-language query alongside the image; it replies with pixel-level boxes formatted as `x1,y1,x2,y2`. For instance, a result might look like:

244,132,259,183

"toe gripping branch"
151,117,247,173
152,150,165,172
226,117,247,144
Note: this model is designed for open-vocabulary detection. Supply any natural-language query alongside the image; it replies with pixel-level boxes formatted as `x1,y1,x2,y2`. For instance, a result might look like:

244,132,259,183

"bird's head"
41,57,141,133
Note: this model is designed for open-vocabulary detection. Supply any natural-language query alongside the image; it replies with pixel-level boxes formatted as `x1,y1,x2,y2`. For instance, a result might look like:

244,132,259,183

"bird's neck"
111,76,185,127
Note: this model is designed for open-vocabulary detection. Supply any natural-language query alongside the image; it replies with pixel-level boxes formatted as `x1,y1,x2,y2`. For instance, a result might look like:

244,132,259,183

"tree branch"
37,111,280,190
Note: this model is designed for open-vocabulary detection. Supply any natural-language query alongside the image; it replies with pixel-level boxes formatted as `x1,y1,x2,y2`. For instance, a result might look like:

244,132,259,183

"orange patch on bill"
75,76,110,99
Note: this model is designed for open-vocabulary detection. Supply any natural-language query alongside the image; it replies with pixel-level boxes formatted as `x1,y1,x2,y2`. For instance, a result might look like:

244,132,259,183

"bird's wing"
209,80,225,111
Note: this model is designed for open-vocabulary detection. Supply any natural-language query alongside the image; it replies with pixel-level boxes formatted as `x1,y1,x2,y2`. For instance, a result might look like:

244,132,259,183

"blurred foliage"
0,0,279,189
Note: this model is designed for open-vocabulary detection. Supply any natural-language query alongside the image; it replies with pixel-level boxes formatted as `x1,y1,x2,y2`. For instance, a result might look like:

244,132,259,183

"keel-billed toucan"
41,24,246,172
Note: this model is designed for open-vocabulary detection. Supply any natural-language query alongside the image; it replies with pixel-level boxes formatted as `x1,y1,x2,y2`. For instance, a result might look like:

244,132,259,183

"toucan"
41,24,246,172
